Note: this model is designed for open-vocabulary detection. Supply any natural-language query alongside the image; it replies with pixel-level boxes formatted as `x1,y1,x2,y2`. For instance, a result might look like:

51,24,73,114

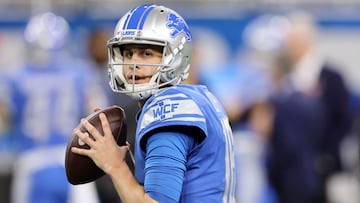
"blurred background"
0,0,359,203
0,0,359,91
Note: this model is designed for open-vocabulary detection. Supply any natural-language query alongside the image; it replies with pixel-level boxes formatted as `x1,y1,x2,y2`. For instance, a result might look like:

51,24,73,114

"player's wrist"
107,152,129,177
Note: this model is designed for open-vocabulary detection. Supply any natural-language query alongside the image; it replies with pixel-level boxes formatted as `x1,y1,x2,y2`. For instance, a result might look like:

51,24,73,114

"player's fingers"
99,113,113,138
74,128,95,147
81,119,102,140
93,107,101,112
71,146,90,156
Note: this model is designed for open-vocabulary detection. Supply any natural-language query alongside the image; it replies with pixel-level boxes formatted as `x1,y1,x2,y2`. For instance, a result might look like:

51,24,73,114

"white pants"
11,145,100,203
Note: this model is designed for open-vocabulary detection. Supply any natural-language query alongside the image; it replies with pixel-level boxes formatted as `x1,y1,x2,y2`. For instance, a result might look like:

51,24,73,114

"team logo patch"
167,13,192,41
152,99,180,120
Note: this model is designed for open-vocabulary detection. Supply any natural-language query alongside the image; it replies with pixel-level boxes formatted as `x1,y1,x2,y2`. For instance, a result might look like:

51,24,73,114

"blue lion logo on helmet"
166,13,192,41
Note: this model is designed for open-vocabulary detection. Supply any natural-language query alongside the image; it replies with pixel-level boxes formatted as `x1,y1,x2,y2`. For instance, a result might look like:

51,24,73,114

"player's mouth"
127,75,152,84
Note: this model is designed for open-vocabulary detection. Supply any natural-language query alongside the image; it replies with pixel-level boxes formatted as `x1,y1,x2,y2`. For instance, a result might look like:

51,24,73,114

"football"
65,105,127,185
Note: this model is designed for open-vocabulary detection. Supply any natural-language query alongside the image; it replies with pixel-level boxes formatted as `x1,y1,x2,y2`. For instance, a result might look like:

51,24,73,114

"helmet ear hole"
168,71,175,79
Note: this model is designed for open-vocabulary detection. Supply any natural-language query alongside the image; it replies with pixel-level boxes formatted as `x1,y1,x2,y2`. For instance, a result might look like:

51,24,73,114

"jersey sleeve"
144,131,194,202
137,88,207,149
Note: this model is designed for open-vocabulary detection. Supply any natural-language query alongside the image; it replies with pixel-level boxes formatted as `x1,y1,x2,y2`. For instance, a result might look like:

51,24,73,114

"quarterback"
72,4,236,202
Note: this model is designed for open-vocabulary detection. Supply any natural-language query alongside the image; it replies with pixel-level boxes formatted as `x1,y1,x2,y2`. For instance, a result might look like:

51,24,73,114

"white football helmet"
107,4,192,100
243,14,290,53
24,12,70,67
24,12,69,51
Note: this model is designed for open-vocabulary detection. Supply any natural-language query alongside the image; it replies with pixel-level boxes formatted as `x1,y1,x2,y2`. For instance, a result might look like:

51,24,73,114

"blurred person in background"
243,12,353,203
226,66,277,203
281,12,353,177
84,27,139,203
244,13,327,203
275,12,353,203
190,24,278,202
0,12,102,203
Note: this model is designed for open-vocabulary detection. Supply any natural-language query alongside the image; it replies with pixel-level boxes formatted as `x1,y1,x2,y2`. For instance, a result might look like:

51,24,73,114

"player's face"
122,44,163,84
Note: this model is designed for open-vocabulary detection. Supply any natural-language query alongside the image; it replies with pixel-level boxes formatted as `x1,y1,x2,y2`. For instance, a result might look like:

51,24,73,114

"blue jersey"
134,84,236,202
0,62,89,152
0,61,102,203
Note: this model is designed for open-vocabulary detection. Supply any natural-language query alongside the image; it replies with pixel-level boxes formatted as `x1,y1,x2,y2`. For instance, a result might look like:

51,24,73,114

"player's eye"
123,50,133,59
143,49,153,57
144,48,162,58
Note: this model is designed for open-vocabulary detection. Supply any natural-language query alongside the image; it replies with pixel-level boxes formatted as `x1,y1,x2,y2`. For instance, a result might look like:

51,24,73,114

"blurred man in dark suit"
279,12,352,176
243,12,353,203
271,12,352,203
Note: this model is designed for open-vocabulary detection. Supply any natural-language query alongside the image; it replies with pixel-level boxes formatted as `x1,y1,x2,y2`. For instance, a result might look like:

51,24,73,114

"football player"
0,12,102,203
71,3,237,203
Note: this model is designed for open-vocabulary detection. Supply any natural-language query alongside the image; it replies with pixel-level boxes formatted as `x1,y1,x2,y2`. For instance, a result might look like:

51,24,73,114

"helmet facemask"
108,41,182,100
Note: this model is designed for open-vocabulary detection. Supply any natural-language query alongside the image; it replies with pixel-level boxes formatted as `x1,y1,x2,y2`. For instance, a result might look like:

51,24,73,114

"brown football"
65,105,127,185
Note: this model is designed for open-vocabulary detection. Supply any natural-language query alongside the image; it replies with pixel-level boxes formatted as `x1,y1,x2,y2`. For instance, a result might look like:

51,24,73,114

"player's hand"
71,113,129,174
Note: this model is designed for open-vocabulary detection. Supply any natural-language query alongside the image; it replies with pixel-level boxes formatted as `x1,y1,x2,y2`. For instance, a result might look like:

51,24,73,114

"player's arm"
105,130,193,203
71,113,157,203
107,154,158,203
72,113,194,202
143,131,194,202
